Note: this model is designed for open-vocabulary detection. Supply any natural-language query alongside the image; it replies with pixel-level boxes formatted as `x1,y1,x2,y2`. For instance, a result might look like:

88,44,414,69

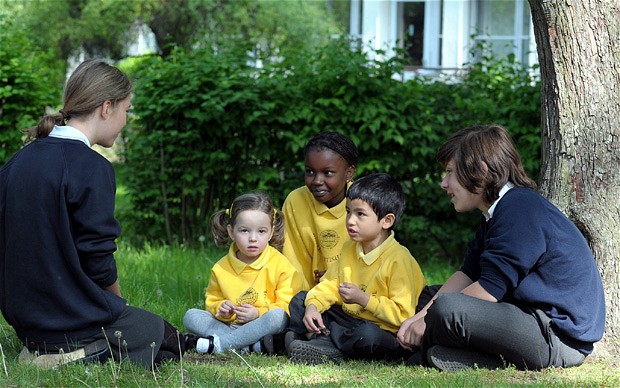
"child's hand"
302,304,327,334
234,304,259,323
216,300,236,318
313,269,326,284
339,282,369,307
397,313,426,350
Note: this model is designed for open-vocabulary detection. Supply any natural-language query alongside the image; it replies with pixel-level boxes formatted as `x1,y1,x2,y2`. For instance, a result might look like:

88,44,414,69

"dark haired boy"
286,173,425,364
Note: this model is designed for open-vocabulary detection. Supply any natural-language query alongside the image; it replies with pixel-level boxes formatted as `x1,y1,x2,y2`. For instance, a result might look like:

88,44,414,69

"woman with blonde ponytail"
1,59,194,369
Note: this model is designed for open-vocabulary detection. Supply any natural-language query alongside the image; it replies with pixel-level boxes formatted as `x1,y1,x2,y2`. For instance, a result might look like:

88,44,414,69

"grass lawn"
1,243,618,387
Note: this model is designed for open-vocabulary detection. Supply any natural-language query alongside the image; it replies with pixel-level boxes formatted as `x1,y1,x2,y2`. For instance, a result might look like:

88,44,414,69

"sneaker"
183,333,199,352
19,339,109,369
288,335,344,365
260,334,275,355
271,331,286,355
284,330,304,356
426,345,504,371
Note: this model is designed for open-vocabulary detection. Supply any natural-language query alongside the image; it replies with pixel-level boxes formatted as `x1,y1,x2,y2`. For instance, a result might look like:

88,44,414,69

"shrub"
121,37,540,261
0,29,62,164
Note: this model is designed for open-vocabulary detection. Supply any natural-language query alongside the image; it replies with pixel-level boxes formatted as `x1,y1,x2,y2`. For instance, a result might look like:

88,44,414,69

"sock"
196,335,221,354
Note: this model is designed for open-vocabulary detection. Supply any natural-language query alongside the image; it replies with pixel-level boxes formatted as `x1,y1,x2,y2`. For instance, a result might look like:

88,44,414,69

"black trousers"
288,291,412,362
25,306,187,369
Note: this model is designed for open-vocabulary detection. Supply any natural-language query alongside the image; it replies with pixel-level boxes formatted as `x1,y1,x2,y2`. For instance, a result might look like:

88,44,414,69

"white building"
350,0,537,77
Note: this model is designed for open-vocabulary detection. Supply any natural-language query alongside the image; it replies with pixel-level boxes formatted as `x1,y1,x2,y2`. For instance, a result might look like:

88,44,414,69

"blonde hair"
24,59,131,140
210,191,285,250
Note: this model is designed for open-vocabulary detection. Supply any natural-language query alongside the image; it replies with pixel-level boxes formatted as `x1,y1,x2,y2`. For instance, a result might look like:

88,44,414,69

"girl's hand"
216,300,236,319
338,282,369,307
302,304,326,334
234,304,259,323
313,269,326,284
396,313,426,350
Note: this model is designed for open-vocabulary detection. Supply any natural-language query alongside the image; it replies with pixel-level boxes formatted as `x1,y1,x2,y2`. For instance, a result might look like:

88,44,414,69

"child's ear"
381,213,395,230
345,165,356,182
227,224,234,240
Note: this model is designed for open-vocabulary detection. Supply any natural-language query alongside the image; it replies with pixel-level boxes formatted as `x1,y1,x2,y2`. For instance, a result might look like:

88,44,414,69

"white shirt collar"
49,125,91,147
483,182,515,221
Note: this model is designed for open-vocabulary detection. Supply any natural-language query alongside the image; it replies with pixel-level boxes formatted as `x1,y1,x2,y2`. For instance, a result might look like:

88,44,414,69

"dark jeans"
422,291,587,370
289,291,412,362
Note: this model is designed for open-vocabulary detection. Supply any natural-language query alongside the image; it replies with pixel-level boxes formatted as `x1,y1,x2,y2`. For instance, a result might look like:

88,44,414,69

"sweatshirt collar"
309,186,348,218
355,231,396,265
484,182,515,221
227,243,270,274
49,125,91,147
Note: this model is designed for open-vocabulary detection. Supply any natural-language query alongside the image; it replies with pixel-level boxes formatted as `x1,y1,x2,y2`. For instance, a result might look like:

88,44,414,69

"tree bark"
529,0,620,354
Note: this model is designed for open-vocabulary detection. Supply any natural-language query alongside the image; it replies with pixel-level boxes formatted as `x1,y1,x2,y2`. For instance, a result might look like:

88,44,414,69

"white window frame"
471,0,535,65
389,0,442,68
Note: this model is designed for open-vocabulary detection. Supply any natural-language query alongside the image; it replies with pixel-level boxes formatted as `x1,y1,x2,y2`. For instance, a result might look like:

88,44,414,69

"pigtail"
269,208,285,251
210,209,230,246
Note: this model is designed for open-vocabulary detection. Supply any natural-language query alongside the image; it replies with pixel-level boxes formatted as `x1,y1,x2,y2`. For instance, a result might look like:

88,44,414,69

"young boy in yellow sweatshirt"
286,173,425,364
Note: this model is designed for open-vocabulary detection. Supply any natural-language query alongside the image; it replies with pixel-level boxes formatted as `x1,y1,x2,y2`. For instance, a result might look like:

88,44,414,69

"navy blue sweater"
0,137,127,344
461,187,605,354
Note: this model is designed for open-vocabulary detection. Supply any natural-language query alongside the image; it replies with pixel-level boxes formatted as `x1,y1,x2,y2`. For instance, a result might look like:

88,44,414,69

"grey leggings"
423,292,587,370
183,308,288,351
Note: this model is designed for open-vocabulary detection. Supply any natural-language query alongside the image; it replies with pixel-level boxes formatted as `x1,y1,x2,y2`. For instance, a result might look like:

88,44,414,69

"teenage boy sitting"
286,173,425,364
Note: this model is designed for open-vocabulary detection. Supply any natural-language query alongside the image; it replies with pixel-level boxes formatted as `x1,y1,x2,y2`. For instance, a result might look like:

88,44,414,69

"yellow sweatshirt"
305,233,425,333
282,185,349,290
205,244,303,322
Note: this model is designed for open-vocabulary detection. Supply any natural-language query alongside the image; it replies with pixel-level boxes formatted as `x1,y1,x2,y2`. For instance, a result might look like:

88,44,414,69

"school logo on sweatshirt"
237,288,258,305
319,229,339,250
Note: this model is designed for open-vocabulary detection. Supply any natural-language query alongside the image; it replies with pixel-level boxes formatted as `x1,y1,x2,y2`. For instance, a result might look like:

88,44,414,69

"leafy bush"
0,28,63,164
121,37,541,261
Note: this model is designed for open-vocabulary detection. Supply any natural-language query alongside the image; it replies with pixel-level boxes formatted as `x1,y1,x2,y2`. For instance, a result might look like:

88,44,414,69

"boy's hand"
216,300,236,319
313,269,326,284
234,304,259,323
302,304,327,334
339,282,369,307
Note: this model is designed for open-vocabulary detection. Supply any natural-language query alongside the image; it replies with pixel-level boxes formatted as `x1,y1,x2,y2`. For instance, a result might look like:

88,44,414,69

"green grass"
1,243,618,387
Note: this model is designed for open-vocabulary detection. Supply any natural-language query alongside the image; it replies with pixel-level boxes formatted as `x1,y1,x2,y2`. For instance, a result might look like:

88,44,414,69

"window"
394,0,441,69
474,0,534,65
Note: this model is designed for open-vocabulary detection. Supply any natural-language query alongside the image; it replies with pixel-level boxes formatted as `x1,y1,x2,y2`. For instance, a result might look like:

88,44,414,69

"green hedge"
0,31,62,163
120,38,540,262
0,34,540,262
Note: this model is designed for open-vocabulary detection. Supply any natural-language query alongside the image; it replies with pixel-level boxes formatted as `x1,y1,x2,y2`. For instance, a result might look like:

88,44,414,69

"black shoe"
284,330,304,356
288,335,344,365
426,345,504,371
183,333,199,352
271,331,286,355
405,350,424,366
260,334,275,355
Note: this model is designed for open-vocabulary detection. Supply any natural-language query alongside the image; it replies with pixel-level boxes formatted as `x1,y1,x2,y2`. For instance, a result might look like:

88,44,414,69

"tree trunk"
529,0,620,355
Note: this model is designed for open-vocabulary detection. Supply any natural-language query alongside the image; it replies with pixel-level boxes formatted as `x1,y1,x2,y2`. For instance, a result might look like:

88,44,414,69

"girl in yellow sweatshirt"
183,191,303,354
282,131,358,290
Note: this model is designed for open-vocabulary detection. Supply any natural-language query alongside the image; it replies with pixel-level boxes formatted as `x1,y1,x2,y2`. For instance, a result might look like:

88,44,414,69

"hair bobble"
225,207,232,217
59,109,70,120
273,209,277,225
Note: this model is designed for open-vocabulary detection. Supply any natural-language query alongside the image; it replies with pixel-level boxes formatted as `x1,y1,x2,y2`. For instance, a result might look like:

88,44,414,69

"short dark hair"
304,131,358,167
347,173,406,231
